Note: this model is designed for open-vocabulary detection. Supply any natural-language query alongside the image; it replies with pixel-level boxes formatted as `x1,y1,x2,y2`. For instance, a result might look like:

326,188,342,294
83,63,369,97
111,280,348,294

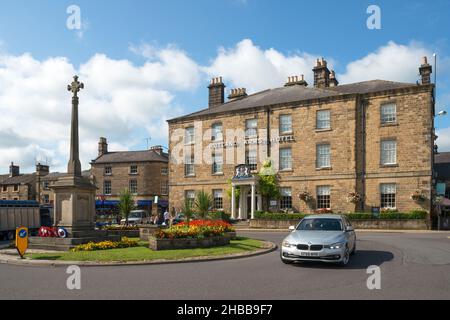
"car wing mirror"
289,226,295,231
346,226,354,232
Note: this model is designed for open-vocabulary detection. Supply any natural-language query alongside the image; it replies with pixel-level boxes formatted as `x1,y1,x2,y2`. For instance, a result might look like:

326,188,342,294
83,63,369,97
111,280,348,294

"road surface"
0,231,449,300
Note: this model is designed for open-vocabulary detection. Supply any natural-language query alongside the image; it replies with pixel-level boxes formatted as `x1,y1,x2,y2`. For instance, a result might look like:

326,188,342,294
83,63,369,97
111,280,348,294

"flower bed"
150,220,236,251
155,220,235,240
71,237,138,252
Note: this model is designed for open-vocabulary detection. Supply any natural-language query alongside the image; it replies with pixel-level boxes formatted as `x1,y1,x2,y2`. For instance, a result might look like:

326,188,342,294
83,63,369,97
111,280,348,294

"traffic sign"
15,227,29,259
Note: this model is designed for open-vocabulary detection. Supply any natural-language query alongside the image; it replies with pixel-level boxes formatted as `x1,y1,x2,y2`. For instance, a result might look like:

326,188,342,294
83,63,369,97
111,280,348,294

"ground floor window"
185,190,196,207
317,186,331,209
380,183,396,209
213,189,223,210
280,187,292,209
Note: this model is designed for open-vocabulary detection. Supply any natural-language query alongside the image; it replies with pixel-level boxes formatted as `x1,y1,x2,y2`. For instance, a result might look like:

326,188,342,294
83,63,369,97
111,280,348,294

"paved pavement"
0,231,449,300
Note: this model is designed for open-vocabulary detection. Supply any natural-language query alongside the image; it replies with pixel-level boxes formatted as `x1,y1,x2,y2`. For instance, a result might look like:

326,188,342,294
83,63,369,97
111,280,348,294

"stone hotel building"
168,57,435,219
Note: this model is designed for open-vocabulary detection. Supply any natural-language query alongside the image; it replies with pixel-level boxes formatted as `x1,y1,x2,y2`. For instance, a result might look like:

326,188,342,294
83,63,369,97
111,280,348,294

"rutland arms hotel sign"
210,135,295,149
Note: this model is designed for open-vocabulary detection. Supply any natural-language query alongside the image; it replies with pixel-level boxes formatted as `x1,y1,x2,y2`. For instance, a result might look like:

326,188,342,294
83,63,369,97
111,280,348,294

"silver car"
280,215,356,266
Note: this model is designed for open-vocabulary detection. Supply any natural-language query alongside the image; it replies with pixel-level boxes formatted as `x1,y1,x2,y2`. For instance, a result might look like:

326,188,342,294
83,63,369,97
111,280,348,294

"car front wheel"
340,246,350,266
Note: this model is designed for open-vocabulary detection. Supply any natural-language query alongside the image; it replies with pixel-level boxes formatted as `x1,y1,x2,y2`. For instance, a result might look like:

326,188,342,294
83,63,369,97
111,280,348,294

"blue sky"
0,0,449,172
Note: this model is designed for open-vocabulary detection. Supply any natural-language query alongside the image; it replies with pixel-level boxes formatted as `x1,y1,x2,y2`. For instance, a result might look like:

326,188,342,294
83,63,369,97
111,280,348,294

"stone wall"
168,85,434,215
249,219,430,230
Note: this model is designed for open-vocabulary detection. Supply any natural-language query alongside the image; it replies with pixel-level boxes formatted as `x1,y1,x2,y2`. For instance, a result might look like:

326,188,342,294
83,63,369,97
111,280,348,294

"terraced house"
167,57,435,220
90,138,169,213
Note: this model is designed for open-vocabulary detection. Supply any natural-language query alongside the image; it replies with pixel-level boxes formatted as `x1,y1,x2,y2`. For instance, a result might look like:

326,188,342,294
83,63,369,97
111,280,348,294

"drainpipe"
359,95,367,212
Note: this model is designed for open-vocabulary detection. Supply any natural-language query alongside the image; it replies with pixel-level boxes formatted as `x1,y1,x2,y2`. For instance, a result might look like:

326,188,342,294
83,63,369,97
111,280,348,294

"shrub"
255,211,428,220
254,212,307,220
208,212,231,222
71,237,138,252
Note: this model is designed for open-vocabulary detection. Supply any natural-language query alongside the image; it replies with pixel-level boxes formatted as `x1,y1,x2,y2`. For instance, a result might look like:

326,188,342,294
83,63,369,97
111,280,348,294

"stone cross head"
67,75,84,98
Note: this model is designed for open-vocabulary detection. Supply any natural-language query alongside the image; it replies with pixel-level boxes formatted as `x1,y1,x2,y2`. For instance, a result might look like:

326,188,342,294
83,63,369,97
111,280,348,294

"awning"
137,200,153,206
95,200,120,206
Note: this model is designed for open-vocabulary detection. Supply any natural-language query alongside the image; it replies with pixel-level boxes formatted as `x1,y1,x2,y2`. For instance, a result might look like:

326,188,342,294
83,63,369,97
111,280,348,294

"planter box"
107,230,139,238
138,224,167,241
149,235,231,251
250,219,430,230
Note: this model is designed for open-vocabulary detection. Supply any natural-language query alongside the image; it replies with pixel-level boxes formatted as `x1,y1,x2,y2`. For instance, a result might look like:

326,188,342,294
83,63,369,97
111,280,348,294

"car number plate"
299,251,319,257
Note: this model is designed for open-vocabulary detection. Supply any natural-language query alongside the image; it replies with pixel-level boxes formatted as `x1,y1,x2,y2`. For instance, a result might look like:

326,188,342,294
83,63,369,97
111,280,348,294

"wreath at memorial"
38,226,68,238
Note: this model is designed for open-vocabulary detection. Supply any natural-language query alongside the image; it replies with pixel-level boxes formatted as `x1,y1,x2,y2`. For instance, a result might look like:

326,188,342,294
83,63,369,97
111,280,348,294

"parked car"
120,210,151,225
280,214,356,266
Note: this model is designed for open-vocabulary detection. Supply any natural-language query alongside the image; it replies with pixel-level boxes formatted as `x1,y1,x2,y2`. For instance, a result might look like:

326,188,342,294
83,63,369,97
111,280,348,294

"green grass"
26,237,265,262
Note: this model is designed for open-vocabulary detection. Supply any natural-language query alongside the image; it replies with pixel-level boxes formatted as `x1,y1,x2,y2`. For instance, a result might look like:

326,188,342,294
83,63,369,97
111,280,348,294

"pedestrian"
164,209,170,226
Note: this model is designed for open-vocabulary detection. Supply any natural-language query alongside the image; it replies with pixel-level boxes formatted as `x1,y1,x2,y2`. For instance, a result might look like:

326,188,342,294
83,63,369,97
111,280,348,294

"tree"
258,160,280,211
195,190,213,218
118,189,136,226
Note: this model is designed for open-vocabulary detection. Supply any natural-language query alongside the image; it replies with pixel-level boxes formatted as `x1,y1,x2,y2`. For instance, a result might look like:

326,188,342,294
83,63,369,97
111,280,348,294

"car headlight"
325,242,344,249
282,240,294,248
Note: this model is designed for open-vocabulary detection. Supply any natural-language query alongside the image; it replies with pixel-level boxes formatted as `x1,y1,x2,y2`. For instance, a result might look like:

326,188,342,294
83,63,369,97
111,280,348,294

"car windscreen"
129,211,143,218
297,218,343,231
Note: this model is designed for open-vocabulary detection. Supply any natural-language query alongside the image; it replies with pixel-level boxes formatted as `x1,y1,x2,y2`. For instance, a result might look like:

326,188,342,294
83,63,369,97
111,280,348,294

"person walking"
163,209,170,226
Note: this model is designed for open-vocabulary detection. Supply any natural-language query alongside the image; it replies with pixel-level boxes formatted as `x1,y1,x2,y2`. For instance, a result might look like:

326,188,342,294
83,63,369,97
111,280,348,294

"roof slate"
92,150,169,164
169,80,419,122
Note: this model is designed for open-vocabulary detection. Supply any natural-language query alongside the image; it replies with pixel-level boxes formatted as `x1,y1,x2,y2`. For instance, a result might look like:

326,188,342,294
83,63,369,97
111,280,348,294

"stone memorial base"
29,230,121,251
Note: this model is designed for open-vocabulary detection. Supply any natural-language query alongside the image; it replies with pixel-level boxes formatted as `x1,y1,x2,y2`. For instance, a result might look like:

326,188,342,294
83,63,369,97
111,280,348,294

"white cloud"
0,47,200,173
204,39,320,93
437,127,450,152
338,41,432,84
1,38,448,174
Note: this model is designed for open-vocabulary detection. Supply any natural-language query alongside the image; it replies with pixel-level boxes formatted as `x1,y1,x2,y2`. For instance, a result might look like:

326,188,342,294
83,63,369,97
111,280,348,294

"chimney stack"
228,88,248,101
313,58,331,88
208,77,225,108
36,163,50,177
329,70,339,87
284,75,308,87
9,162,19,177
98,137,108,157
419,56,432,85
